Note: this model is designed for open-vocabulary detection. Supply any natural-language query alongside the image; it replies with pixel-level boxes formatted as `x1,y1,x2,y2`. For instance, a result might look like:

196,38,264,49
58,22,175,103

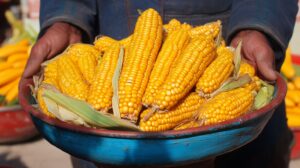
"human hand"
22,22,82,79
231,30,277,81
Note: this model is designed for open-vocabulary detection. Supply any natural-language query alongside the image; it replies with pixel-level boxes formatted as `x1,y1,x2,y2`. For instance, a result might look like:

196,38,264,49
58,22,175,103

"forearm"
226,0,298,69
39,0,97,42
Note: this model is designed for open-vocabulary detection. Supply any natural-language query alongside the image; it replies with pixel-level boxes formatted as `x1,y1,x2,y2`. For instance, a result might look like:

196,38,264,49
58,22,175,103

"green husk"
254,81,275,110
42,89,140,131
215,25,223,47
234,41,242,78
210,74,251,97
112,47,124,118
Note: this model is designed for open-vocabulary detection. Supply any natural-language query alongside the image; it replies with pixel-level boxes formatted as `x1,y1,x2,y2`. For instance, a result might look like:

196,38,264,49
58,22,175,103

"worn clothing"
39,0,298,167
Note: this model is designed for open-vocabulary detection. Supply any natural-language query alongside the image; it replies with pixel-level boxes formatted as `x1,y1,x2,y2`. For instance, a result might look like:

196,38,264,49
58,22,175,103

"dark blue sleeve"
226,0,298,69
39,0,97,42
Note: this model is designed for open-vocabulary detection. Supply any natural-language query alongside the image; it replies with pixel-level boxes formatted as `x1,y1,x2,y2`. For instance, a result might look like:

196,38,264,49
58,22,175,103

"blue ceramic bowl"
19,73,286,166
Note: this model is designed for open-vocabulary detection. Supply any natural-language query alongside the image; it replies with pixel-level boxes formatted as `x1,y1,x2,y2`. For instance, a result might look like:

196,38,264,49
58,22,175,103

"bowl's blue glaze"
31,110,272,166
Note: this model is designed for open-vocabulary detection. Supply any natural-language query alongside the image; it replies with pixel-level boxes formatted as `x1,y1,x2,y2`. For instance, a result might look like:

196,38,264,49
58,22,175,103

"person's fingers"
254,47,277,81
22,38,50,79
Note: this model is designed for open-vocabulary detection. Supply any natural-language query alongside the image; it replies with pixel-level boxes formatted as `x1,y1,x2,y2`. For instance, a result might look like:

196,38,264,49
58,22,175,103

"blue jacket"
39,0,298,70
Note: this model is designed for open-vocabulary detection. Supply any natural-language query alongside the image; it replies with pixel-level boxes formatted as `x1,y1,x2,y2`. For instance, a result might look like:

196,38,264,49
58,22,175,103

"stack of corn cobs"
34,8,274,132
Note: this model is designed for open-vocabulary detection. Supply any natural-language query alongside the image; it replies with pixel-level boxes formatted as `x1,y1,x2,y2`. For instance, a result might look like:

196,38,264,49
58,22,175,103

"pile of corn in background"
282,47,300,127
35,8,272,132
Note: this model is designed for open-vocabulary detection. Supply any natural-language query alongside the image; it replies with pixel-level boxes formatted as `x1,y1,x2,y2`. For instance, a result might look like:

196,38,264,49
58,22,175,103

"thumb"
22,38,50,79
255,50,277,81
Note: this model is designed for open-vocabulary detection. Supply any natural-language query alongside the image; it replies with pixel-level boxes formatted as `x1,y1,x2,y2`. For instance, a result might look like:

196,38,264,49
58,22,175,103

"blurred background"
0,0,300,168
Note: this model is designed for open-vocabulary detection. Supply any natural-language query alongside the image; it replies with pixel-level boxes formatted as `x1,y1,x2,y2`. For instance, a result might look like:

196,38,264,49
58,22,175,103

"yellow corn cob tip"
119,8,163,122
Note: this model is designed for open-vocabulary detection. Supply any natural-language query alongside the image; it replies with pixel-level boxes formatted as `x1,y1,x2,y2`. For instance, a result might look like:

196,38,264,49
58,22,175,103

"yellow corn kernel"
140,92,205,132
196,46,234,95
66,44,99,84
120,36,132,47
37,87,55,118
189,20,221,39
153,36,216,110
174,120,201,130
87,43,121,111
119,8,163,122
57,55,88,101
94,36,117,52
239,61,256,78
143,29,190,106
163,19,181,34
43,59,60,89
94,36,132,53
197,87,254,126
244,76,261,92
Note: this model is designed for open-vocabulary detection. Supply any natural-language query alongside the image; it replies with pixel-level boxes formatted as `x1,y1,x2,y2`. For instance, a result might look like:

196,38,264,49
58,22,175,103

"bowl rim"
19,73,286,139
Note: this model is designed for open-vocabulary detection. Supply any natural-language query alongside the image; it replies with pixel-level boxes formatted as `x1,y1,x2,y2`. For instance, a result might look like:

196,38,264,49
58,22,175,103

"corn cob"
244,76,261,92
119,8,163,122
0,68,23,86
5,80,19,102
120,36,132,47
12,60,27,68
142,29,190,106
57,55,88,101
196,46,234,96
197,87,254,126
239,61,255,77
7,53,29,63
43,59,60,89
0,44,28,58
163,19,181,37
87,43,121,111
174,120,201,130
238,61,260,91
0,77,20,95
140,92,205,132
94,36,117,52
294,77,300,89
66,44,99,84
286,90,300,104
189,20,221,39
0,62,12,71
153,36,216,110
94,36,132,53
37,87,55,118
285,97,295,107
287,82,296,90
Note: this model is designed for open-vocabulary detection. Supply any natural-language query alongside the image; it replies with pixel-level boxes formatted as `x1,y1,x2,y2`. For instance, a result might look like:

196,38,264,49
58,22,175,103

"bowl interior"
18,73,287,139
